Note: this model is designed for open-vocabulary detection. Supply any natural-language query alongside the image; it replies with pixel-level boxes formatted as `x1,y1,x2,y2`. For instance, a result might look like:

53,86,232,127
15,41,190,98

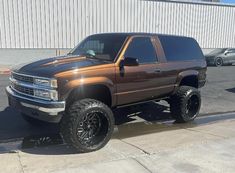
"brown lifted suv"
6,33,207,152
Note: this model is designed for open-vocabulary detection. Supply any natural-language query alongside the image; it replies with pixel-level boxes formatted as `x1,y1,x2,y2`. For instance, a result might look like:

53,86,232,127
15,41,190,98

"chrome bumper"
6,86,65,115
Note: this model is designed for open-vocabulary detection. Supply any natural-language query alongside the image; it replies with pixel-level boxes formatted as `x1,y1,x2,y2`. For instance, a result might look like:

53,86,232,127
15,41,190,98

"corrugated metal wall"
0,0,234,49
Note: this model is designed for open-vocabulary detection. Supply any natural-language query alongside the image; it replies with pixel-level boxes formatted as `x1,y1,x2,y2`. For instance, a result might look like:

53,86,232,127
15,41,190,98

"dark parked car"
205,48,235,67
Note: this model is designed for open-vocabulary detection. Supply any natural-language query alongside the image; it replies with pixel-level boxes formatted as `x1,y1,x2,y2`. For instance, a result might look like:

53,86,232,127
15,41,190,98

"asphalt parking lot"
0,66,235,173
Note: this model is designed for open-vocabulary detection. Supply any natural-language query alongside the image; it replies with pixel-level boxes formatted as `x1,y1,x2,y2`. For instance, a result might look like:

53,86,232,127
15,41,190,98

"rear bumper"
6,86,65,123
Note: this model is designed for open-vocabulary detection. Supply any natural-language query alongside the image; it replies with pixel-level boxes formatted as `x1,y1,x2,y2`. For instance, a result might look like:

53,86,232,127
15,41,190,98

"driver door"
115,36,167,105
226,49,235,63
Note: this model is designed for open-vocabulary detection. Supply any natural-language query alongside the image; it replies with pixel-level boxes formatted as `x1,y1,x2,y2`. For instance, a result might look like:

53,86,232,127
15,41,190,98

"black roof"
91,32,192,39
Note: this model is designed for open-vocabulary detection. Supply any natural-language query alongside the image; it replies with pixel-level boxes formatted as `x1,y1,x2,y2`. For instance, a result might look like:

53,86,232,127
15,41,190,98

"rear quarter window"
158,36,204,61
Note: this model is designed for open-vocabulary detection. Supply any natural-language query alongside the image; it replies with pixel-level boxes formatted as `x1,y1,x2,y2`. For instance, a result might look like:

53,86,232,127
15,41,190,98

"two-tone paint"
53,33,207,107
7,33,207,123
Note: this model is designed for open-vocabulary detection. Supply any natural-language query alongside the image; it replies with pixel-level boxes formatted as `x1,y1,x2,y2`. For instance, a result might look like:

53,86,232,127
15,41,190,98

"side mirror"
121,57,139,66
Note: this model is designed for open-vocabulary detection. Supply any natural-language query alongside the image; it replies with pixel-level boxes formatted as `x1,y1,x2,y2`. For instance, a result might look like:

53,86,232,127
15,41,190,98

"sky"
221,0,235,3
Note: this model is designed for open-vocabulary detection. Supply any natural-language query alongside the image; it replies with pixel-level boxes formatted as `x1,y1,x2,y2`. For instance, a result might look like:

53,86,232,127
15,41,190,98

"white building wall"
0,0,234,49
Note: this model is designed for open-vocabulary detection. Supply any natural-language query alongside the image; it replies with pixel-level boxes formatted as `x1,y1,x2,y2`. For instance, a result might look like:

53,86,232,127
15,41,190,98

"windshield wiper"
67,52,73,56
84,54,111,62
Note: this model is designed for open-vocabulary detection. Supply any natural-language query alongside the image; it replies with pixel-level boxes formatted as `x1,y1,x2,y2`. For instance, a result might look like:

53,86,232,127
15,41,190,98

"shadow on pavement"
0,101,170,142
114,101,171,125
0,106,59,142
114,112,235,139
2,100,235,155
226,87,235,93
20,112,235,155
0,101,171,154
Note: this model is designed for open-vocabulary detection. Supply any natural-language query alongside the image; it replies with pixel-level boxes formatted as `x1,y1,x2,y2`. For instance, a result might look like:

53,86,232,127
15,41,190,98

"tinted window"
82,40,104,54
69,34,127,61
159,36,204,61
228,49,235,53
125,37,157,64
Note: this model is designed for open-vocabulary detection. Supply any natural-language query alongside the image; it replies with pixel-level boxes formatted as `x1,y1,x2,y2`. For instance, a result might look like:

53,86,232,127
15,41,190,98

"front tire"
169,86,201,123
60,99,114,153
215,57,223,67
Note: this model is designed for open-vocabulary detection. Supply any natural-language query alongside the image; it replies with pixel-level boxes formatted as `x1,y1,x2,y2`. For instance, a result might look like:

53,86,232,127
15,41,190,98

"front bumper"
206,58,215,65
198,79,206,88
6,86,65,123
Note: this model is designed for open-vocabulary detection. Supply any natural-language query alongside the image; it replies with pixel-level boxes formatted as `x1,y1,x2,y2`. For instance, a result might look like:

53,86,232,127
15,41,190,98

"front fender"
66,77,114,89
61,77,115,105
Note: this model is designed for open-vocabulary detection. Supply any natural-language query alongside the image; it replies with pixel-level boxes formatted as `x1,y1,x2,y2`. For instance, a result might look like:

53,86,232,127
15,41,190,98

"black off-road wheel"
21,113,48,126
215,57,223,67
60,99,114,153
169,86,201,123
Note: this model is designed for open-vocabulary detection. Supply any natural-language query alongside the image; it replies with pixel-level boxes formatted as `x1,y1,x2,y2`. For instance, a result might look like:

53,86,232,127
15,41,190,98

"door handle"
154,69,161,73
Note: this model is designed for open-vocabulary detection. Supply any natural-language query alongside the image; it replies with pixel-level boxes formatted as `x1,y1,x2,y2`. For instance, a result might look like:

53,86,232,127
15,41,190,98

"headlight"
34,78,58,88
34,89,58,101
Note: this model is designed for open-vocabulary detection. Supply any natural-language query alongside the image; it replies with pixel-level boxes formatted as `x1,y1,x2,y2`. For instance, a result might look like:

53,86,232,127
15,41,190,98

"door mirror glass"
122,57,139,66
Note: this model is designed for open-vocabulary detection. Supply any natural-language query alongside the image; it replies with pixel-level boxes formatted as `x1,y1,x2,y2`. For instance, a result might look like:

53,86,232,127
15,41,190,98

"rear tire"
21,113,48,126
60,99,114,153
169,86,201,123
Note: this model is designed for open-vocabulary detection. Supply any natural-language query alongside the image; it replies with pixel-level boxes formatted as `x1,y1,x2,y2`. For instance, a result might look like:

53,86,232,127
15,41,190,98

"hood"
205,49,226,58
205,52,217,58
205,53,217,57
12,55,108,78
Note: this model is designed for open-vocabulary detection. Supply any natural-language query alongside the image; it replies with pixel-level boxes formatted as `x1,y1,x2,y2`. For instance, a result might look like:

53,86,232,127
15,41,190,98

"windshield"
69,34,127,61
207,48,227,55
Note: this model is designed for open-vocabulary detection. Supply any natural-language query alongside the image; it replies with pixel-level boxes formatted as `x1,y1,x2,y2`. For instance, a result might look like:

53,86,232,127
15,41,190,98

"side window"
228,49,235,53
159,36,204,61
124,37,157,64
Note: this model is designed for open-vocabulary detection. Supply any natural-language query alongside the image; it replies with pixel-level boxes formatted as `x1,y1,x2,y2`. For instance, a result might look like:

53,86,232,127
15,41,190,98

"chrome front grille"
10,72,58,101
12,72,34,83
11,82,34,96
11,72,34,96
